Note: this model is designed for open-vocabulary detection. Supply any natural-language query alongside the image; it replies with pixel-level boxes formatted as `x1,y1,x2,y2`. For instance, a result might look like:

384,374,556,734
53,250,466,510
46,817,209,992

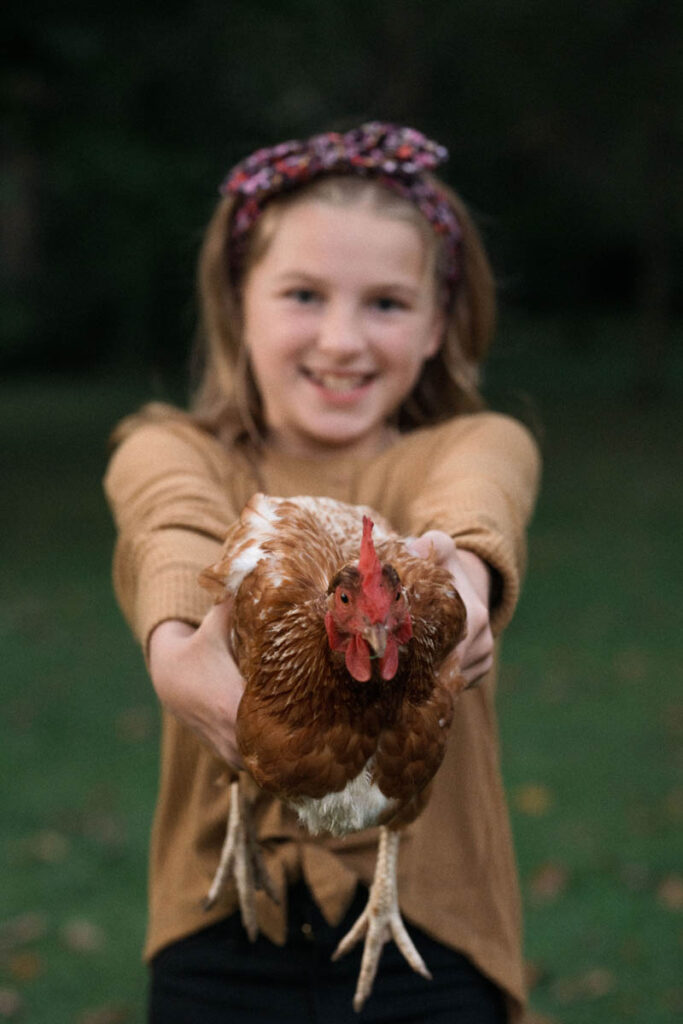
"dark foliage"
3,0,682,392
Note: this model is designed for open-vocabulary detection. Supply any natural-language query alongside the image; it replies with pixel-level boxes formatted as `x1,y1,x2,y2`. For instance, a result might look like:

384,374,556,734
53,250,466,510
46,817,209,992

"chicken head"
324,517,413,683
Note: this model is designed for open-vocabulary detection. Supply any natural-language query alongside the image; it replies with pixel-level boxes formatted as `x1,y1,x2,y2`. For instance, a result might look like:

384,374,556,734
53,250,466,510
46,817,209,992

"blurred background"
2,1,681,1021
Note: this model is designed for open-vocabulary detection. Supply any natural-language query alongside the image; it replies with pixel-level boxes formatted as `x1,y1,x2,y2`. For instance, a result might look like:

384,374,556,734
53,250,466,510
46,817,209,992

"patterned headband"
220,122,462,290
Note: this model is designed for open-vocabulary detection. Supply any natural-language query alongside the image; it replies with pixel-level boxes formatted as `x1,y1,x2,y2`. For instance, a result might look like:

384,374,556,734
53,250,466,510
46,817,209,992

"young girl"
105,123,540,1024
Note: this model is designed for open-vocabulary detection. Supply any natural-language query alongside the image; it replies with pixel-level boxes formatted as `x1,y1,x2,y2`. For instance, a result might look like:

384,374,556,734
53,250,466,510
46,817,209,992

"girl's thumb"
203,596,235,637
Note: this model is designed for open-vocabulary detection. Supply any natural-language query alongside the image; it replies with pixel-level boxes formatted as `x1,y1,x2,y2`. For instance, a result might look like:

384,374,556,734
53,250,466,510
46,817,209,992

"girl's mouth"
301,368,376,393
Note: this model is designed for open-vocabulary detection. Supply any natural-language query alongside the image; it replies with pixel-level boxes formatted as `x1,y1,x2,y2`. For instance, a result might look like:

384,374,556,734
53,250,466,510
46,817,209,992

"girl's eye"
289,288,318,304
339,592,349,604
373,296,402,312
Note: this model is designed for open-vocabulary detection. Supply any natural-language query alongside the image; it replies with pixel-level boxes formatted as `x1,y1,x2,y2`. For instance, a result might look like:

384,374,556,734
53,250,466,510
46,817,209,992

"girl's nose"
316,303,365,357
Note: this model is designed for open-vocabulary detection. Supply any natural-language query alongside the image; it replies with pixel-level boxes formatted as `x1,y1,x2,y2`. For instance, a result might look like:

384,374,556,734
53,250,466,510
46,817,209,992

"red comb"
359,517,387,622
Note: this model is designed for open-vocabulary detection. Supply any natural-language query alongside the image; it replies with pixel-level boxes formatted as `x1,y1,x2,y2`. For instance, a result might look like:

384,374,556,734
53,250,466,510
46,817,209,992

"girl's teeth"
317,374,367,392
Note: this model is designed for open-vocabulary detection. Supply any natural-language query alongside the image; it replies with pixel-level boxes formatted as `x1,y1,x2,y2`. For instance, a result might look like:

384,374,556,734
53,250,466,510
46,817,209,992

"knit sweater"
104,410,540,1021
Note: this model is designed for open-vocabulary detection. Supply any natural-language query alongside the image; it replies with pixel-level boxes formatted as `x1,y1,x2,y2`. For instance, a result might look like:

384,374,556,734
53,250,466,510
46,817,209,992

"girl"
105,123,540,1024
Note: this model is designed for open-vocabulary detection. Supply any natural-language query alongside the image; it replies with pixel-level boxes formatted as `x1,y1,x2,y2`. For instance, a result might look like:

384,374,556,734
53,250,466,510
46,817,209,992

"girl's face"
241,199,444,460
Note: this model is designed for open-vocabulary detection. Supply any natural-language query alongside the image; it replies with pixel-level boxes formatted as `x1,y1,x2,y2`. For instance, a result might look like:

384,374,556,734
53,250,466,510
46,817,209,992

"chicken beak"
362,623,388,659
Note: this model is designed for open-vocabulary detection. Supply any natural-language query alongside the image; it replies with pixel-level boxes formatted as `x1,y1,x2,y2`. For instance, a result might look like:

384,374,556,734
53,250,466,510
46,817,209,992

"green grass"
1,319,681,1022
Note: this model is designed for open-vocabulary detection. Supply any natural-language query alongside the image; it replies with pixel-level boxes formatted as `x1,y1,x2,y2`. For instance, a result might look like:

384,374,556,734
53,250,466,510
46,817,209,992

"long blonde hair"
112,174,496,448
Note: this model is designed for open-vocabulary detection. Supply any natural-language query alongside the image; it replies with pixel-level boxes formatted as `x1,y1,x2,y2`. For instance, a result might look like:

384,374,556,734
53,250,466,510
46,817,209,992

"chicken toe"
332,826,431,1011
204,778,278,940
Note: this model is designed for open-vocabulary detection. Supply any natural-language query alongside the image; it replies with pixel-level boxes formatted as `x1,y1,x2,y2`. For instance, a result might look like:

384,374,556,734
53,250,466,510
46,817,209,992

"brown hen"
198,493,467,1010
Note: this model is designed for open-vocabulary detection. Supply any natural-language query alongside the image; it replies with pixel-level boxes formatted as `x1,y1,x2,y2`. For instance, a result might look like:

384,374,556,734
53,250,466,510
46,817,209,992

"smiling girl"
105,123,540,1023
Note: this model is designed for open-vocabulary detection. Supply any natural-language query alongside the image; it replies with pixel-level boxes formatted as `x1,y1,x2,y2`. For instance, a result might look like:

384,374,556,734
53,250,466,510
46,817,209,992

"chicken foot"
204,779,278,941
332,825,431,1011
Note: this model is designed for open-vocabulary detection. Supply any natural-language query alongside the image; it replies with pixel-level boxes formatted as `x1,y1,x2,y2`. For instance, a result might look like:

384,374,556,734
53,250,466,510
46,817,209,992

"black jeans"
149,883,507,1024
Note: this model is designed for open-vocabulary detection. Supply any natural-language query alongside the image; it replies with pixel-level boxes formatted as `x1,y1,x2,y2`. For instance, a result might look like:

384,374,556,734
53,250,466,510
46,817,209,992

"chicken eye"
339,592,350,604
394,590,401,601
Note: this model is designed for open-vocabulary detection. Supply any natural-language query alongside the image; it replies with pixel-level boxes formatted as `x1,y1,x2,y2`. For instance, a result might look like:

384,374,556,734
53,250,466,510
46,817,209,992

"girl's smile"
241,199,444,459
300,367,376,399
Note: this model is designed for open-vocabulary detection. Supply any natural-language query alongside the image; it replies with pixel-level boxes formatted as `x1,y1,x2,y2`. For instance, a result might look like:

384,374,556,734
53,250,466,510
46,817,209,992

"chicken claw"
332,826,431,1011
204,779,278,940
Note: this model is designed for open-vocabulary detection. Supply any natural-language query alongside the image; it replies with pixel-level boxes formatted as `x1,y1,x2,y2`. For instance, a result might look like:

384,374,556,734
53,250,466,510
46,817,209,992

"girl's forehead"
259,199,430,284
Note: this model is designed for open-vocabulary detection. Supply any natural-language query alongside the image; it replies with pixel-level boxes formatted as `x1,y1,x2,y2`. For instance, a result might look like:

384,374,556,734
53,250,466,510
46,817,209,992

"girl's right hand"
148,601,245,770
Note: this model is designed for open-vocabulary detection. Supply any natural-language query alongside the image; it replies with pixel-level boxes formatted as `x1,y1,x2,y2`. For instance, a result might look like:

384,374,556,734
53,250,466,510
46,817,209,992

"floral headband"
220,122,462,289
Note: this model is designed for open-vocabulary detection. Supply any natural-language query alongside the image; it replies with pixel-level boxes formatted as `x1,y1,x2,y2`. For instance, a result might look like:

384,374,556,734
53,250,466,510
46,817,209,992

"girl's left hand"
408,530,494,687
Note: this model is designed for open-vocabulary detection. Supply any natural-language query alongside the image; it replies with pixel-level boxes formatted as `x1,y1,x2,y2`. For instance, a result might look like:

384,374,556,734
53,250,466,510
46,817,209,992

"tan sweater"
104,410,540,1020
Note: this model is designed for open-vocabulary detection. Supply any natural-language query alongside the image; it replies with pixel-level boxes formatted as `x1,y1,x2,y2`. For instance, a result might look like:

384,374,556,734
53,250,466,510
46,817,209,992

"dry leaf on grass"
81,810,127,849
552,967,616,1003
514,784,554,817
524,960,549,991
657,874,683,912
115,706,155,743
528,862,569,903
0,989,22,1019
61,918,106,953
26,830,69,864
8,951,43,982
0,912,48,953
77,1005,132,1024
663,787,683,822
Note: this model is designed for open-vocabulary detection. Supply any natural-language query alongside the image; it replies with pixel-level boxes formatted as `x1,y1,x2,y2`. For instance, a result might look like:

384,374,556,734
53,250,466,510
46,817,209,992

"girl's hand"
148,601,245,769
409,530,494,687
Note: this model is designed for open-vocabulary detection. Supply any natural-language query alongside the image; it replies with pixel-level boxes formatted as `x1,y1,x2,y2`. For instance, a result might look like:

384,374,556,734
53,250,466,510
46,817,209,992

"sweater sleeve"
103,420,242,651
406,413,541,634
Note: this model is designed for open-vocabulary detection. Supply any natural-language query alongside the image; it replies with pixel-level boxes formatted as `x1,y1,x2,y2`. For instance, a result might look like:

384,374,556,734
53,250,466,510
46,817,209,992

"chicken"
198,493,467,1010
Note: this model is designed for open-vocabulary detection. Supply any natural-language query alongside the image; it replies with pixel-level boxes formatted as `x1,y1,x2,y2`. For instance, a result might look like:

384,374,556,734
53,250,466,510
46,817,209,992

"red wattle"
379,637,399,680
346,634,371,682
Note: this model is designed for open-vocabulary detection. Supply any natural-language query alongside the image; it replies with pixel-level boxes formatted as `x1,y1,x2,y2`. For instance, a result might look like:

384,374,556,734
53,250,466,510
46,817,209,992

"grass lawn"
1,317,681,1022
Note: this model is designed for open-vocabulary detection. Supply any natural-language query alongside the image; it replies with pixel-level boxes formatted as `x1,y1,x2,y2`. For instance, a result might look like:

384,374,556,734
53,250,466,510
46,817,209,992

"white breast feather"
290,760,396,837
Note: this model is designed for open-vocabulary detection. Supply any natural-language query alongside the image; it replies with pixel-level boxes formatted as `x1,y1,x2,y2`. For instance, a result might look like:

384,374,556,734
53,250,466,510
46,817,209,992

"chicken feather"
199,493,467,1010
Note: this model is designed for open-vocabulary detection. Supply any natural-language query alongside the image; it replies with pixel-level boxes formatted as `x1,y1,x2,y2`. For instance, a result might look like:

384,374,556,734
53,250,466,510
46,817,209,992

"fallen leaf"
61,919,106,953
582,968,616,997
552,967,616,1003
115,706,154,743
0,912,48,953
529,862,569,903
81,810,126,849
8,951,43,981
657,874,683,912
26,830,69,864
612,647,649,683
663,703,683,738
514,784,554,817
523,1013,560,1024
0,989,22,1019
660,988,683,1014
77,1005,132,1024
524,960,548,990
663,787,683,822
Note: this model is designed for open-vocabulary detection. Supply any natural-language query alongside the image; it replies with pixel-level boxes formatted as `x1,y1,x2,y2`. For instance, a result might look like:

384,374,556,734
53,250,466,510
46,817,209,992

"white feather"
291,760,395,837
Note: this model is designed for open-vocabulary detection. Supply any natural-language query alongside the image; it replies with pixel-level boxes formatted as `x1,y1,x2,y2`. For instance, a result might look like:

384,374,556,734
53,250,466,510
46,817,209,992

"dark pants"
149,884,507,1023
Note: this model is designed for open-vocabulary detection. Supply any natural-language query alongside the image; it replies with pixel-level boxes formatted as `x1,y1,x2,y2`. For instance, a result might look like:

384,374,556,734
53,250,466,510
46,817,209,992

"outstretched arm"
405,412,541,635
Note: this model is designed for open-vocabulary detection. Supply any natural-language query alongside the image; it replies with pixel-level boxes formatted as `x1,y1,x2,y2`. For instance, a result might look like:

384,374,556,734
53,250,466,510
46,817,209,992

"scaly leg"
332,826,431,1011
204,779,278,940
